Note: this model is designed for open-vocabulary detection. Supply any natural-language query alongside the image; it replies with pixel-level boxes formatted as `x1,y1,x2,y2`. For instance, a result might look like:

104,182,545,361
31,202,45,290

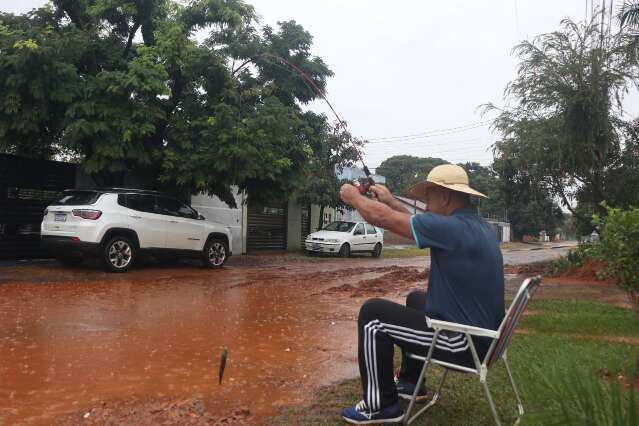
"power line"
366,137,485,149
365,121,492,144
365,120,492,142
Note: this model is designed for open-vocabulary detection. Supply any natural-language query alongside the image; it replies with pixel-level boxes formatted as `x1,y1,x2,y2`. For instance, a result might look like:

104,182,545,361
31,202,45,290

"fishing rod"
253,53,376,194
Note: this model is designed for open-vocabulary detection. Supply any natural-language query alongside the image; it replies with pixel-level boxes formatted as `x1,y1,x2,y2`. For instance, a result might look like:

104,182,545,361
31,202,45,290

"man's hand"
340,183,361,207
369,184,394,205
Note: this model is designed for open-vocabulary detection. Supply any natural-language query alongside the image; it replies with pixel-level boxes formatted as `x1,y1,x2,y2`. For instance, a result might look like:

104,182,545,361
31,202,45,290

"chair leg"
404,369,449,425
503,355,524,425
481,379,502,426
403,330,440,425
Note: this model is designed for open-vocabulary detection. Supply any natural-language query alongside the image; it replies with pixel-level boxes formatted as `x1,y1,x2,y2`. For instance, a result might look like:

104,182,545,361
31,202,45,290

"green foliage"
295,113,363,229
596,205,639,312
550,242,601,275
533,366,637,426
487,17,639,230
0,0,334,206
375,155,447,196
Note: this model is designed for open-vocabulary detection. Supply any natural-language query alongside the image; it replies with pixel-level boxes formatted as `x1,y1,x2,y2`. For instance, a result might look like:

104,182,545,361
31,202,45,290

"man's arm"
340,184,413,240
369,185,411,214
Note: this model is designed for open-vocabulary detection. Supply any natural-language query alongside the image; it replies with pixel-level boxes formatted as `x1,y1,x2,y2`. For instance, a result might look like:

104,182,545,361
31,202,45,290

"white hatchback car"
305,221,383,257
41,188,233,272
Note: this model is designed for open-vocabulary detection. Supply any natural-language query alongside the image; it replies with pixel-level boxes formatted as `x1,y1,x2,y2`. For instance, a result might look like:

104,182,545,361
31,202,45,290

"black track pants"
357,291,474,411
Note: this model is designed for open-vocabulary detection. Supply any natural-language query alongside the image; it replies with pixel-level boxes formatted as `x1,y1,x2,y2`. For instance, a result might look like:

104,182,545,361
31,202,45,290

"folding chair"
402,276,542,426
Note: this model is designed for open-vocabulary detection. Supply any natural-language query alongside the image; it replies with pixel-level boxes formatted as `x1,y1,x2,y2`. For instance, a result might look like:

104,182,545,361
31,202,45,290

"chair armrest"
426,318,500,339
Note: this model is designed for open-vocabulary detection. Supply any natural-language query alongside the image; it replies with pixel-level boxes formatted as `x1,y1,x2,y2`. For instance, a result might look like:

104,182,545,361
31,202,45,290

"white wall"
191,190,244,254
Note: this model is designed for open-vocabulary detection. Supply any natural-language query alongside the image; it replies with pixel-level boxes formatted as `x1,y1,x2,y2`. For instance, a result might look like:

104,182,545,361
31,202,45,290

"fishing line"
254,53,375,187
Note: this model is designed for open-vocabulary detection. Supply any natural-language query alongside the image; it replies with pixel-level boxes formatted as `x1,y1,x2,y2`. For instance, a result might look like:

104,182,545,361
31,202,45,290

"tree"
0,1,333,207
485,17,639,230
490,156,564,239
295,112,363,230
375,155,447,196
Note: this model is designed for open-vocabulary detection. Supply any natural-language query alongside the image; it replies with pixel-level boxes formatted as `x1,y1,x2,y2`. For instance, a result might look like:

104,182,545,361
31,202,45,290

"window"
322,221,356,232
53,191,101,206
353,223,365,235
118,194,156,213
366,224,377,235
156,196,197,218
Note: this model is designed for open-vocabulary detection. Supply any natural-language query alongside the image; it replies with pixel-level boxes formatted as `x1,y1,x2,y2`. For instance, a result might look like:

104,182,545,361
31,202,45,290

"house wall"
286,199,303,251
310,205,334,232
191,190,244,254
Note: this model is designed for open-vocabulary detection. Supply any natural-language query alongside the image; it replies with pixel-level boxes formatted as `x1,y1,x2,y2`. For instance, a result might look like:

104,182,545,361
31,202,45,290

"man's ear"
443,189,452,206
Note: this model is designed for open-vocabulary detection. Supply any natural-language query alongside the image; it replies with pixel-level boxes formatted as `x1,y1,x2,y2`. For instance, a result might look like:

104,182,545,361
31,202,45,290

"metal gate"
300,205,311,248
0,154,76,259
246,201,287,251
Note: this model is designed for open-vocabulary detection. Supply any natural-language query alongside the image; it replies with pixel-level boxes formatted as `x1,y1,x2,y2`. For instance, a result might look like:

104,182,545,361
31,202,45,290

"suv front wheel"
202,238,228,268
102,235,136,272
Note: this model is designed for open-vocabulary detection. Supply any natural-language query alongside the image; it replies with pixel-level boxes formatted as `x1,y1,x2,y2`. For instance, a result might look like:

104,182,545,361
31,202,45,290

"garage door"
247,201,287,251
0,154,76,259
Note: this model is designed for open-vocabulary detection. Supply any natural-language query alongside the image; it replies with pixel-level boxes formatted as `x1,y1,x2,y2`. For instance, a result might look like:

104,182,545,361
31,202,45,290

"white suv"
41,188,232,272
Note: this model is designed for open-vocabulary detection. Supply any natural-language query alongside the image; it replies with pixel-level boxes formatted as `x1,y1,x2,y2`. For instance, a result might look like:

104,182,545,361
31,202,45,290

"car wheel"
56,256,84,267
102,236,136,272
372,243,383,258
338,243,350,258
202,238,228,268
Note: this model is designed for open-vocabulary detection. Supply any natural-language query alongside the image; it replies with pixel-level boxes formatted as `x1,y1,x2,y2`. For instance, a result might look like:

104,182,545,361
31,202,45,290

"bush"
551,242,601,275
595,206,639,313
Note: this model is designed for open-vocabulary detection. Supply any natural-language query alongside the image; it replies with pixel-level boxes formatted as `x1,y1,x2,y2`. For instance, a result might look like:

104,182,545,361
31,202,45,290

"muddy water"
0,249,570,425
0,258,424,425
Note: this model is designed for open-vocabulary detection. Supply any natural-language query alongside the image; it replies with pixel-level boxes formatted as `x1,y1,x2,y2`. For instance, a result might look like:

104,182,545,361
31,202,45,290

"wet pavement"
0,247,570,425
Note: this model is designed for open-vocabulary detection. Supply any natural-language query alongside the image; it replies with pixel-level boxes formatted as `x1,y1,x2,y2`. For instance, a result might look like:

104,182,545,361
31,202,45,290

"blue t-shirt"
410,208,504,353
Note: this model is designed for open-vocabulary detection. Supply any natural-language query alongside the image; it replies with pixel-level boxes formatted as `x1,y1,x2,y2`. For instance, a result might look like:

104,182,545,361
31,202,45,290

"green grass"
382,247,431,258
270,299,639,425
382,243,516,259
520,299,639,337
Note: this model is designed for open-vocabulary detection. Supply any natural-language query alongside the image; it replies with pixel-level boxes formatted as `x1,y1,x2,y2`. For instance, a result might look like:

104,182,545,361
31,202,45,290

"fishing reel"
353,177,375,195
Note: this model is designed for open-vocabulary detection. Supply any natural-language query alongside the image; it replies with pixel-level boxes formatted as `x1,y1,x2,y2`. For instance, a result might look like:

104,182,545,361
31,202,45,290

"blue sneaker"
395,377,428,402
341,400,403,424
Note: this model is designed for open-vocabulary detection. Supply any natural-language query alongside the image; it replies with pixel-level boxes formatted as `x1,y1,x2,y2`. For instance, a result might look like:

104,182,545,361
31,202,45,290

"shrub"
550,242,601,275
595,206,639,314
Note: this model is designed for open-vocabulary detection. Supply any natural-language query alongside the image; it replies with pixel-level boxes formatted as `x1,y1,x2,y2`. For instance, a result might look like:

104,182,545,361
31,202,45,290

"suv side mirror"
198,213,206,220
354,229,363,235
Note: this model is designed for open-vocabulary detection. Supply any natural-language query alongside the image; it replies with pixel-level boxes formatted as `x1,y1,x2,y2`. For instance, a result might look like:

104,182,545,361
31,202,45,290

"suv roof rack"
63,187,165,195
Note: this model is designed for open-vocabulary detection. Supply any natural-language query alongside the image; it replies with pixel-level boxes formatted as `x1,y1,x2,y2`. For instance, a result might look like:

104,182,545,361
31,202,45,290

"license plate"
54,213,67,222
312,243,321,250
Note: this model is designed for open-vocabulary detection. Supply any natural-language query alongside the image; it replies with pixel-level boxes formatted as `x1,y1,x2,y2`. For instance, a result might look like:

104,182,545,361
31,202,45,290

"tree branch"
123,21,141,58
232,59,253,76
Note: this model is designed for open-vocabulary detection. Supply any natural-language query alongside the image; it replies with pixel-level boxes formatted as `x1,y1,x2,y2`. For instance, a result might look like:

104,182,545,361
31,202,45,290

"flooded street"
0,248,569,425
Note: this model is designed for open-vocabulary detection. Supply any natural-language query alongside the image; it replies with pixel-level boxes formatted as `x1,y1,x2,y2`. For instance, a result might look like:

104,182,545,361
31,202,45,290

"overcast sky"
5,0,637,169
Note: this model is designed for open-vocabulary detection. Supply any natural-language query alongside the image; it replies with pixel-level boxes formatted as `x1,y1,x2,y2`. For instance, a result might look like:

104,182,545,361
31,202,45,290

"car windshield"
52,190,101,206
322,221,356,232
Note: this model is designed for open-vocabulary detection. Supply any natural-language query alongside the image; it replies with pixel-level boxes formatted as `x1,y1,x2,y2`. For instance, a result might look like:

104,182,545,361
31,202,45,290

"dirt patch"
599,370,639,391
517,329,639,345
557,258,610,283
352,267,428,298
322,266,429,298
56,398,251,426
504,261,553,276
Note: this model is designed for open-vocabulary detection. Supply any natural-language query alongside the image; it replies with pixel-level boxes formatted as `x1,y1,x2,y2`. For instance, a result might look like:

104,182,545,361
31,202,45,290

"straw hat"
407,164,487,199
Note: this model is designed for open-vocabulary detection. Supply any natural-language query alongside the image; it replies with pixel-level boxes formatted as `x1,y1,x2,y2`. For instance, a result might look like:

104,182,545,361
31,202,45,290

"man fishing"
339,164,505,424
